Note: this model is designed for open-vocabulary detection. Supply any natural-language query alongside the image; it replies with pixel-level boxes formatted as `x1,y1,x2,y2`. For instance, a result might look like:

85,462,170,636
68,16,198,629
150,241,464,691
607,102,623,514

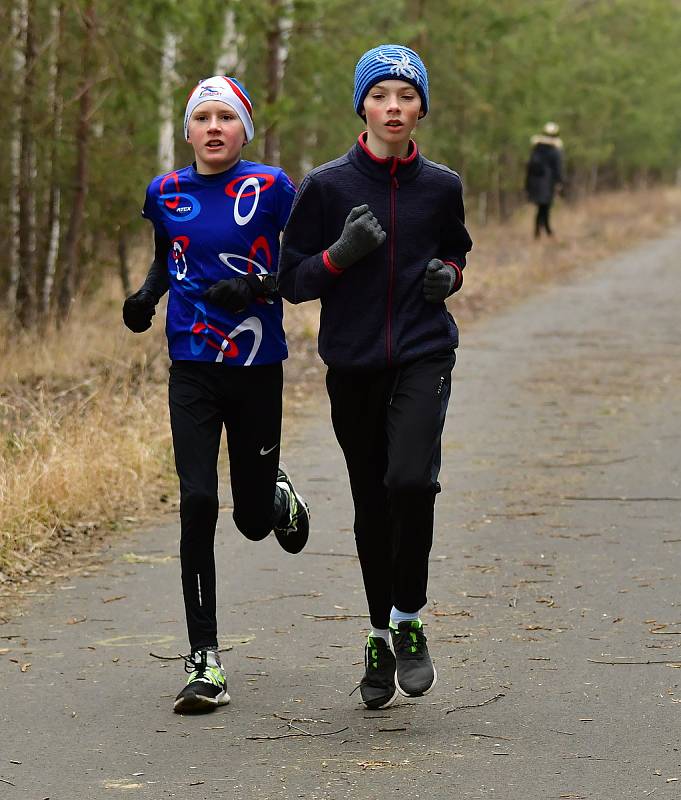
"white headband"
184,76,254,143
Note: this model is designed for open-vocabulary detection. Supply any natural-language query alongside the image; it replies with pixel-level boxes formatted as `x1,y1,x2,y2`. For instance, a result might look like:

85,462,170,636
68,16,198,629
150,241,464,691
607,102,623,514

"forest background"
1,0,681,584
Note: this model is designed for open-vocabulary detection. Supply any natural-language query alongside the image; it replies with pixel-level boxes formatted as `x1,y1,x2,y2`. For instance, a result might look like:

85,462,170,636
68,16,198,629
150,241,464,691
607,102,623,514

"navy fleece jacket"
278,134,473,370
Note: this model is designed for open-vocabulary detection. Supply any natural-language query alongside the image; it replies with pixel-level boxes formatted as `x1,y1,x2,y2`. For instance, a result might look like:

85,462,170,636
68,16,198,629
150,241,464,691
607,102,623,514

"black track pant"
326,350,455,629
535,202,553,237
168,360,285,652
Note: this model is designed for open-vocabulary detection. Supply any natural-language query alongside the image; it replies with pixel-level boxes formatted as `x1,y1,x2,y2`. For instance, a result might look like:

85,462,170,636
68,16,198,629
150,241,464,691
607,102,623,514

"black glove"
203,273,272,313
423,259,457,303
122,288,157,333
326,204,386,269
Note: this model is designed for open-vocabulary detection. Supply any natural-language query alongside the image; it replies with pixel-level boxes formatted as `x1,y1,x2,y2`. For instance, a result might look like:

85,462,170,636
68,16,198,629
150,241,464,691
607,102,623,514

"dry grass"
0,286,174,582
1,186,680,585
457,187,681,324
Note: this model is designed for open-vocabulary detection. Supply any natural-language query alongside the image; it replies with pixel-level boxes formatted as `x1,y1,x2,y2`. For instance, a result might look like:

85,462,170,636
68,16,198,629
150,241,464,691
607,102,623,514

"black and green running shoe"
359,635,398,710
273,465,310,554
173,649,230,714
390,620,437,697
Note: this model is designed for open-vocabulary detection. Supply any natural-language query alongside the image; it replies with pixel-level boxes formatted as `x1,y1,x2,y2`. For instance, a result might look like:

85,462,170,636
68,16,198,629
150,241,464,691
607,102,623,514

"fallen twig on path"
469,732,513,741
588,658,681,665
102,595,126,603
273,713,331,725
234,592,322,606
564,495,681,502
303,613,369,621
446,693,505,714
303,551,358,558
246,726,348,741
487,511,543,517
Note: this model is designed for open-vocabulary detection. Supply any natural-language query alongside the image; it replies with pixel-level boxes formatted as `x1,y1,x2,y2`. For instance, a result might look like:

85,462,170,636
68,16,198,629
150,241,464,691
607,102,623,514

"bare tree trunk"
214,7,242,75
298,19,322,177
42,1,65,316
263,0,293,165
58,0,95,322
477,191,488,227
408,0,427,52
7,0,25,314
117,228,131,296
16,0,38,327
158,27,177,173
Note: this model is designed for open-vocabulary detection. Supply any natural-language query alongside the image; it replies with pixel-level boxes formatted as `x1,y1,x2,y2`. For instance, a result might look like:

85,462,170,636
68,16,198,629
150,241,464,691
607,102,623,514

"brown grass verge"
1,186,680,594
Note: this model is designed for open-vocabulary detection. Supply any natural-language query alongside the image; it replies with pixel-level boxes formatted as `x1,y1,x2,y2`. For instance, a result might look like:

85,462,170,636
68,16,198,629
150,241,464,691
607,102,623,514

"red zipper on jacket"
387,158,399,365
356,134,419,367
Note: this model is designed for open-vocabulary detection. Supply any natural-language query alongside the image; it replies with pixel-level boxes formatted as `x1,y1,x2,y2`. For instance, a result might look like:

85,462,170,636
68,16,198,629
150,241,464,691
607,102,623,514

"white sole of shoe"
395,666,438,698
173,689,231,714
362,685,399,710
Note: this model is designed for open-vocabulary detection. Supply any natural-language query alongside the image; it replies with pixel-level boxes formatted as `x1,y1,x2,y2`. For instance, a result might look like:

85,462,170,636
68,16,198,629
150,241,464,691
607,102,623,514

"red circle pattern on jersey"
161,172,181,209
225,173,276,199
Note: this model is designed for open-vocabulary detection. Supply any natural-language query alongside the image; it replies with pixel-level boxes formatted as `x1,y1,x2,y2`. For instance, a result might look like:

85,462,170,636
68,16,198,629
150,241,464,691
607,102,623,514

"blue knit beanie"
353,44,429,118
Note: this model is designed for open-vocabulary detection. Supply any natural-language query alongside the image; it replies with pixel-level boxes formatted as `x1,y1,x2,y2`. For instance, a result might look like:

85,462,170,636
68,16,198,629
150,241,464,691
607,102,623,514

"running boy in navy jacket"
278,45,472,709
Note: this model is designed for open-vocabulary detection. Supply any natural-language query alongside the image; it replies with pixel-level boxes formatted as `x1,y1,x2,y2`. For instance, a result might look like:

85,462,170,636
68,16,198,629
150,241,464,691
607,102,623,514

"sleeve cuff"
323,250,344,276
443,261,464,294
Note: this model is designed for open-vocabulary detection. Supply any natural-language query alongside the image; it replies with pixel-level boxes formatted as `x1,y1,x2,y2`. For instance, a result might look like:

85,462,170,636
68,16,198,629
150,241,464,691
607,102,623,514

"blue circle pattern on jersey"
158,193,202,222
353,44,429,117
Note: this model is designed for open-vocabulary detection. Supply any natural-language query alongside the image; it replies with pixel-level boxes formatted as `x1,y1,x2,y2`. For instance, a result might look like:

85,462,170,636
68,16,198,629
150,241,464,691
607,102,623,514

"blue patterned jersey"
142,160,296,365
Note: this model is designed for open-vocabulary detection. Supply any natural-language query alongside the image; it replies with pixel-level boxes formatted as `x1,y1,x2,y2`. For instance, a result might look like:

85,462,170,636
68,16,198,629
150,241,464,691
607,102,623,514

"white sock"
369,628,390,644
390,606,421,628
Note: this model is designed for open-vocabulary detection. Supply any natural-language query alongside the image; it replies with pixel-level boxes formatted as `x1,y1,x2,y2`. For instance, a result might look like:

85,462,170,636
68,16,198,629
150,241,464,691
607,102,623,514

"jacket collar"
531,134,564,149
348,132,422,183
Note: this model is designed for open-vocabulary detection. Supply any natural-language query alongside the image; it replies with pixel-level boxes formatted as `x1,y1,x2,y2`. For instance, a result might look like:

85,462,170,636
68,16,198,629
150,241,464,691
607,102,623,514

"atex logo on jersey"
157,192,201,222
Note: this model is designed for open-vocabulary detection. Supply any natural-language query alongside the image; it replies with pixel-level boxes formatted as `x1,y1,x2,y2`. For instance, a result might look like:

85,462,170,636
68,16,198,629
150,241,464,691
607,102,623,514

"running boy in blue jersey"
123,75,310,714
279,46,472,710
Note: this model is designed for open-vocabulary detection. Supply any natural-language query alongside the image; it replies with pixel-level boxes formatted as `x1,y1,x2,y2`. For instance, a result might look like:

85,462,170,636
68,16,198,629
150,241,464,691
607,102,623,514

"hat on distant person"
353,44,429,118
184,76,254,143
542,121,560,137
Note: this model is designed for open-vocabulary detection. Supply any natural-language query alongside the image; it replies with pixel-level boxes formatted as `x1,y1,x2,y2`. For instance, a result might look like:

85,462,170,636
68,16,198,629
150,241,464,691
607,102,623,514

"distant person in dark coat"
525,121,564,238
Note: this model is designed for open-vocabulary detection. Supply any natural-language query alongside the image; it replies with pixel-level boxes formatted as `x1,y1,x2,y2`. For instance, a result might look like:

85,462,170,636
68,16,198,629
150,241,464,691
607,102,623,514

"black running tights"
326,350,455,630
168,361,285,652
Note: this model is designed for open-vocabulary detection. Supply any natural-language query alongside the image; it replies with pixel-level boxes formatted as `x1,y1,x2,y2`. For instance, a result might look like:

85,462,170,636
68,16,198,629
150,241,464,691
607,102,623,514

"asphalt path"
2,229,680,799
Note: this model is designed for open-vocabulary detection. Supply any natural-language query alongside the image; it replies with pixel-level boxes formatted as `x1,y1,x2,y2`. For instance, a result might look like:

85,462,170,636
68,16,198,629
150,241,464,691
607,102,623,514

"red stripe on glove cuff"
323,250,344,275
443,261,464,293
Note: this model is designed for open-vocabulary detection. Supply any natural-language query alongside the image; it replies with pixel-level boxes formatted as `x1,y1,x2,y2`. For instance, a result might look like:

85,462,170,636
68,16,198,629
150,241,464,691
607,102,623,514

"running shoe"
273,465,310,554
173,649,230,714
390,620,437,697
359,635,398,710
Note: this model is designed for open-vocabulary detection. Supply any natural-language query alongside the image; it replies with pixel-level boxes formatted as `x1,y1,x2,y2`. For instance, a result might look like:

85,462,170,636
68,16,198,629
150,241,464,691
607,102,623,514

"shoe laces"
393,624,427,658
181,650,225,689
182,649,207,676
351,638,394,697
276,480,301,535
365,637,394,677
181,650,224,687
366,638,383,671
